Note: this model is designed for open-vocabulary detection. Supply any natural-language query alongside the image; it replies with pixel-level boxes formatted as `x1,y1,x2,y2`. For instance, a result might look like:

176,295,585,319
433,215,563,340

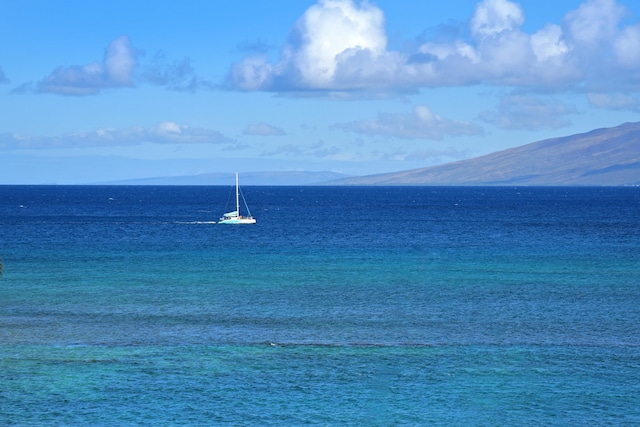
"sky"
2,0,640,184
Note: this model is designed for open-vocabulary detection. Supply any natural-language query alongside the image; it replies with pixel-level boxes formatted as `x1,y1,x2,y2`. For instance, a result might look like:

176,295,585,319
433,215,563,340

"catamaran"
218,173,256,224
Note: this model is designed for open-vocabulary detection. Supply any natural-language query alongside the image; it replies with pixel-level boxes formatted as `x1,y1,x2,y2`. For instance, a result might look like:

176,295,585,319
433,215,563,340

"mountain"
95,171,351,186
328,122,640,186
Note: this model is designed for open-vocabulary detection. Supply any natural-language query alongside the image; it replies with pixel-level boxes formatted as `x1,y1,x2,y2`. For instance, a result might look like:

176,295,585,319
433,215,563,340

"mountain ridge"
91,122,640,186
326,122,640,186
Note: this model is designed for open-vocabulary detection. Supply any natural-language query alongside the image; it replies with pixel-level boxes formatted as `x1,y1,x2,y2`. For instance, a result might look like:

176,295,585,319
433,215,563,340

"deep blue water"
1,185,640,425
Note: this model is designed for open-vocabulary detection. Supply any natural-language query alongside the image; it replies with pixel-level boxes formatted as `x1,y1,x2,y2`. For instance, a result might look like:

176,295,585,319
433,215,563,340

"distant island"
95,122,640,186
94,171,351,186
328,122,640,186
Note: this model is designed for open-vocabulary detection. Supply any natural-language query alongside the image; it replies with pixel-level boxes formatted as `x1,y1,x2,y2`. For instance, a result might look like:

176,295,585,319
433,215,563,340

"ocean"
1,185,639,425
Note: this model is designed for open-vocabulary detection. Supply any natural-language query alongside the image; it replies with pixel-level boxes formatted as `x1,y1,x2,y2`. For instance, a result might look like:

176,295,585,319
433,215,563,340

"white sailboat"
218,173,256,224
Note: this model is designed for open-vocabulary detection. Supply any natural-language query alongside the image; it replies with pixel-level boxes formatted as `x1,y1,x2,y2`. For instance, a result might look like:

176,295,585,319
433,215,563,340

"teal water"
1,185,639,425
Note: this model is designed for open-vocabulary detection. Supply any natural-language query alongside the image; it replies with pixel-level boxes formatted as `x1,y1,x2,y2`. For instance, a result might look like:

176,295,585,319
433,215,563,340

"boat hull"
218,217,256,224
218,173,256,224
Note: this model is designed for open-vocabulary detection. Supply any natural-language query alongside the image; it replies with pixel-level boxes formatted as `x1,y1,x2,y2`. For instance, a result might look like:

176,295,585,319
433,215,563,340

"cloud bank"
33,36,210,95
333,105,484,140
0,122,231,150
229,0,640,95
479,94,576,130
37,36,138,95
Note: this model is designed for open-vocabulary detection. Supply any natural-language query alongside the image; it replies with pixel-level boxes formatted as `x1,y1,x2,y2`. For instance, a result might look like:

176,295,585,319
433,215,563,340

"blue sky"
2,0,640,184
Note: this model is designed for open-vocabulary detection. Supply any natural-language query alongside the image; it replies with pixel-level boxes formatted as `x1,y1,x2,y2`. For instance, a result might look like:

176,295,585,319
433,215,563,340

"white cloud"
419,41,480,63
292,0,387,87
0,123,231,150
231,0,389,91
229,0,640,97
333,105,484,140
37,36,138,95
470,0,524,37
613,24,640,68
243,123,286,136
530,24,569,62
33,37,211,95
155,121,182,135
104,36,137,85
564,0,626,48
230,55,274,91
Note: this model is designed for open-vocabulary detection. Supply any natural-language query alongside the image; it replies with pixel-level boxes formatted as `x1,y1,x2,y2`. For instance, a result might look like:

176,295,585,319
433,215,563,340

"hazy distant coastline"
90,122,640,187
91,171,351,186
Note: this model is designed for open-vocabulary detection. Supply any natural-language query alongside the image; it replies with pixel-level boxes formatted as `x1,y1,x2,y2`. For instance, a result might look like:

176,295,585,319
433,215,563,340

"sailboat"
218,173,256,224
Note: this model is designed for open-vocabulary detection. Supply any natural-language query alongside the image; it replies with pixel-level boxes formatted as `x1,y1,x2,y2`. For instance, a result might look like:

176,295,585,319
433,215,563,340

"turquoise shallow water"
1,185,640,425
4,344,638,425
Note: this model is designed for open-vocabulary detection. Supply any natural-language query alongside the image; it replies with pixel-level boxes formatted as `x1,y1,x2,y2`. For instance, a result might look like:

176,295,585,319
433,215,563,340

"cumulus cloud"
228,0,640,96
0,122,232,150
32,38,211,95
231,0,391,91
291,0,387,87
470,0,524,37
243,123,286,136
104,36,137,85
37,36,138,95
479,94,575,130
613,24,640,68
530,24,569,62
564,0,626,48
333,105,484,140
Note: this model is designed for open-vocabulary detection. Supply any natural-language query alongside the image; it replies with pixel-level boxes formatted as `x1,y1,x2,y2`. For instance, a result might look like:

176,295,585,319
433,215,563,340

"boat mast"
235,172,240,217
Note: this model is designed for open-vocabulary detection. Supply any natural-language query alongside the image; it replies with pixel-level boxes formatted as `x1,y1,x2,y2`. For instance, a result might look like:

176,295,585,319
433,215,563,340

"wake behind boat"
219,173,256,224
